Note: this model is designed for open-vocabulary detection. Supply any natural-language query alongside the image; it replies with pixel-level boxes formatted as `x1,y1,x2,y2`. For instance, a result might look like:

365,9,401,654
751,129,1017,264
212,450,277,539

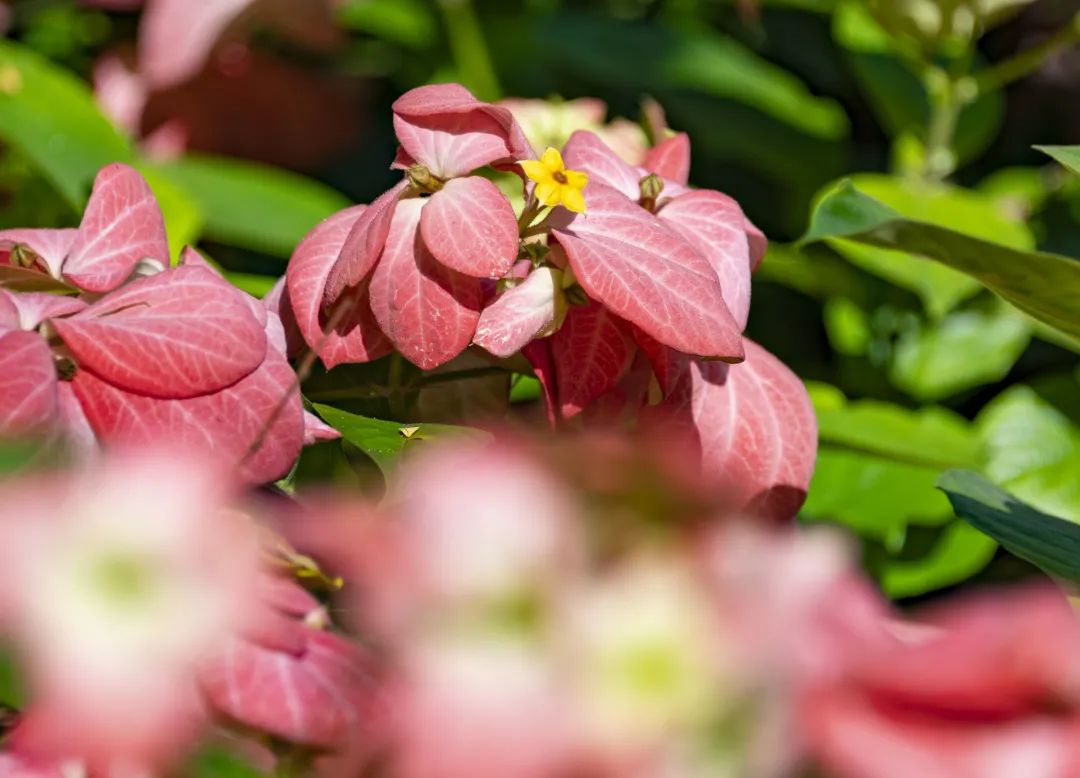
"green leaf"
978,385,1080,522
808,382,979,469
815,175,1032,318
311,404,489,476
189,746,267,778
878,521,998,599
1037,146,1080,177
889,306,1031,400
0,40,133,210
138,165,203,260
338,0,437,48
938,469,1080,582
802,181,1080,342
0,265,78,294
154,154,350,257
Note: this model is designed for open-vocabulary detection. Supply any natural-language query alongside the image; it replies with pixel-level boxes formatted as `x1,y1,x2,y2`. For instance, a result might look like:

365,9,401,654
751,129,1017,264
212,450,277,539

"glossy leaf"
803,181,1080,342
938,469,1080,583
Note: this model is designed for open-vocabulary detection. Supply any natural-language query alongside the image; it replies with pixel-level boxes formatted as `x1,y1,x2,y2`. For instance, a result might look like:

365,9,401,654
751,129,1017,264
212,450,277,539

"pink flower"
0,164,304,483
802,585,1080,778
0,449,263,772
286,83,533,370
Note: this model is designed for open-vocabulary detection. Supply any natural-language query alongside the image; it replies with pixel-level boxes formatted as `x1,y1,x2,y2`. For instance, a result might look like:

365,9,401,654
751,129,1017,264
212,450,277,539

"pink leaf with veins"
0,331,58,437
71,347,303,485
323,181,407,306
0,229,78,278
200,628,374,749
56,382,97,454
550,182,744,361
562,130,641,200
392,83,534,179
630,324,690,398
9,294,86,331
658,190,752,330
644,340,816,521
549,300,634,419
642,132,691,185
474,267,562,358
63,164,170,293
0,289,18,332
420,177,519,278
53,265,266,399
746,217,768,272
287,205,392,369
368,199,483,370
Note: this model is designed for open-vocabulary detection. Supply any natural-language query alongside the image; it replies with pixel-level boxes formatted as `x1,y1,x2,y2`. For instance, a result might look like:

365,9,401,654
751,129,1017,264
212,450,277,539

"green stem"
436,0,500,101
974,12,1080,96
921,67,965,182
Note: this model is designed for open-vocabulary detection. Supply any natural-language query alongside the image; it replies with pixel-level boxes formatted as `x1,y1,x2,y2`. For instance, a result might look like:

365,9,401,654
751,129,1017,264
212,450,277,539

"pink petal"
522,340,559,427
645,340,817,521
392,83,534,179
200,629,374,749
0,331,58,437
474,267,561,358
550,182,744,361
93,53,148,136
0,229,78,278
56,382,97,454
9,293,86,331
138,0,255,88
642,132,691,185
746,217,768,272
562,130,642,200
63,163,170,293
323,181,407,306
53,265,267,399
368,199,483,370
71,347,303,485
179,245,270,331
287,206,392,369
420,177,519,278
658,190,752,330
303,409,341,445
549,300,634,419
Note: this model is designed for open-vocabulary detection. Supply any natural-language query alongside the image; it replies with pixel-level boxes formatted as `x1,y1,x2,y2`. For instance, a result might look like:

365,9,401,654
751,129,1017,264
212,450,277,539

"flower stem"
436,0,500,101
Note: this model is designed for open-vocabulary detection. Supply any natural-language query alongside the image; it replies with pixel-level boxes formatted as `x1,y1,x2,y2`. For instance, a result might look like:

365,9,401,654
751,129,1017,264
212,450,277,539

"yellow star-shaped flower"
521,147,589,213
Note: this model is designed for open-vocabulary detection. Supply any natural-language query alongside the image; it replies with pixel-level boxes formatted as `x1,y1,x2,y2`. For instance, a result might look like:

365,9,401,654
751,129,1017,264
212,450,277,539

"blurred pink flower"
0,449,263,772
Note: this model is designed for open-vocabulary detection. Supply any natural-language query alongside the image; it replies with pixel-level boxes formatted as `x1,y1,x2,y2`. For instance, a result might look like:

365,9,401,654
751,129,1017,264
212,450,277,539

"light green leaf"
809,382,979,469
879,521,998,598
312,404,489,476
978,386,1080,522
0,39,133,210
154,154,350,257
1037,145,1080,177
137,165,203,260
819,175,1033,318
939,469,1080,583
890,306,1031,400
803,181,1080,342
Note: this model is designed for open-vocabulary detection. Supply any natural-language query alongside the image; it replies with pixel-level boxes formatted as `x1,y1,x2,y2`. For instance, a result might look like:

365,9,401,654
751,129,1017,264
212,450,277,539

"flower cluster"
282,82,815,520
0,163,307,483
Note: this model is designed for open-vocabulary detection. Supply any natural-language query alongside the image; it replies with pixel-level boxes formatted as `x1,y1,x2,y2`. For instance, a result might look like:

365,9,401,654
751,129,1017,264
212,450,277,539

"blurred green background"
3,0,1080,602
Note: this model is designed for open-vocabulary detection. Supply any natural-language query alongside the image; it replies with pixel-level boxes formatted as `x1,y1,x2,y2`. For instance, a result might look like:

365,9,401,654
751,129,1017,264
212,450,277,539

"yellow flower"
521,147,589,213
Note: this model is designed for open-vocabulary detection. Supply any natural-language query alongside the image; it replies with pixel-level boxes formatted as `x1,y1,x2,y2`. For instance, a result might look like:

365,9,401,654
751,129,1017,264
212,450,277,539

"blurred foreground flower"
0,449,262,773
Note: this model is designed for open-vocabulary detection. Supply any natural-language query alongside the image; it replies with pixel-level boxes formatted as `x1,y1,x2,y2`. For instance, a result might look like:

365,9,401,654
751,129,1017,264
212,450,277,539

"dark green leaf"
312,404,489,476
938,469,1080,582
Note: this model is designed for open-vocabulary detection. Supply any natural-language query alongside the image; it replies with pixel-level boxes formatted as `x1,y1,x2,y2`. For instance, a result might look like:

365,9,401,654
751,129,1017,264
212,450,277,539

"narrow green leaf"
312,403,489,476
802,181,1080,342
154,154,350,257
938,469,1080,582
0,40,133,210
